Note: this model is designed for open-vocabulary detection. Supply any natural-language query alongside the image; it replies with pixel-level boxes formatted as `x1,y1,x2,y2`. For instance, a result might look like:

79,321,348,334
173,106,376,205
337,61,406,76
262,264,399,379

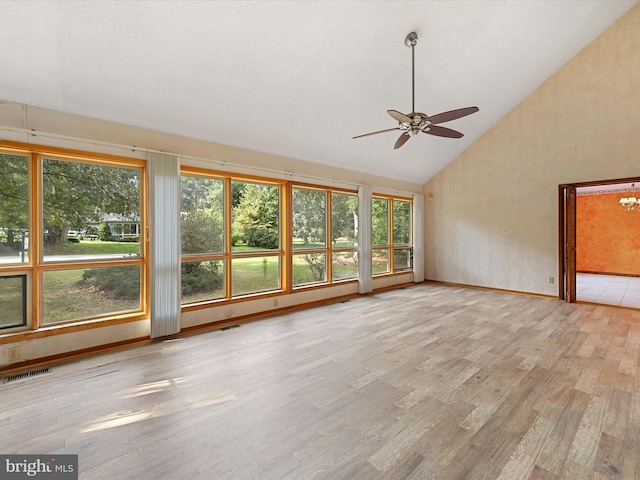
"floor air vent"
3,368,51,384
219,324,240,331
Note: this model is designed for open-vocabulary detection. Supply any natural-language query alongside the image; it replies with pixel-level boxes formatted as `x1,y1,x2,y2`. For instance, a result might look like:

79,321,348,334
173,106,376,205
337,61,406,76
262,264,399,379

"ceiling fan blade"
394,133,411,149
428,106,479,125
424,125,464,138
353,127,399,139
387,110,412,123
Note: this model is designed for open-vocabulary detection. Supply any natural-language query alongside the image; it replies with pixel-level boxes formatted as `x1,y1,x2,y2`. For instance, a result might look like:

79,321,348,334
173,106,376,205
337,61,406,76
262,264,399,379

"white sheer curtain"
148,152,181,338
358,186,373,293
412,193,424,283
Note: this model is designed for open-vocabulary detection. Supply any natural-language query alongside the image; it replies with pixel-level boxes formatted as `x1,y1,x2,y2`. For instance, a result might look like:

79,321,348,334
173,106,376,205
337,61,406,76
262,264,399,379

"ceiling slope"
0,0,636,184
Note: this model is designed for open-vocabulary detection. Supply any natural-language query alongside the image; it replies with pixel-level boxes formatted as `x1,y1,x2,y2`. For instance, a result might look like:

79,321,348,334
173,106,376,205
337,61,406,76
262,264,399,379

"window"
292,186,358,286
180,174,225,303
231,180,282,295
179,176,358,301
1,143,416,341
0,275,26,329
392,199,412,272
372,197,390,274
0,153,29,265
292,187,327,286
40,156,145,325
180,170,283,303
42,158,142,261
42,265,141,324
0,146,146,332
330,192,359,280
372,195,412,274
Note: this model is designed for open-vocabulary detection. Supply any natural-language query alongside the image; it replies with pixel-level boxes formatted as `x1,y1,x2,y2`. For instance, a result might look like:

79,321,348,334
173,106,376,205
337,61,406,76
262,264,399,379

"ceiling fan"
353,32,479,150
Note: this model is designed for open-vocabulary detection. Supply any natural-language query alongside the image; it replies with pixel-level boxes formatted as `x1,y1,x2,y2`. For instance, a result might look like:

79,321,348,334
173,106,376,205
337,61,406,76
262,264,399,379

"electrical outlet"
548,277,555,284
7,346,19,361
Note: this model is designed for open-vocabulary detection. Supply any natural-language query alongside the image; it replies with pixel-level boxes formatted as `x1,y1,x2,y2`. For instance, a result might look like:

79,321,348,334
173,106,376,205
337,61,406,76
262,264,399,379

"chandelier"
619,183,639,211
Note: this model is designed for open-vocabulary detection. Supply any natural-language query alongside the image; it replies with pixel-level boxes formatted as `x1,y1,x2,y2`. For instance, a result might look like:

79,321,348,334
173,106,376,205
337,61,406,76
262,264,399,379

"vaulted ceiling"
0,1,636,185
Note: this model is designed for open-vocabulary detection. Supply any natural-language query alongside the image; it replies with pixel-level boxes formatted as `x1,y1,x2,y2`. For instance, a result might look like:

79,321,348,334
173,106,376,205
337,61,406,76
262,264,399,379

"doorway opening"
559,177,640,307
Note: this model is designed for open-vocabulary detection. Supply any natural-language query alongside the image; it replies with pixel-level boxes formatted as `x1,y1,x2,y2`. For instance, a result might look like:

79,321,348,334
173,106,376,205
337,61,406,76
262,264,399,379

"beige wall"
424,4,640,296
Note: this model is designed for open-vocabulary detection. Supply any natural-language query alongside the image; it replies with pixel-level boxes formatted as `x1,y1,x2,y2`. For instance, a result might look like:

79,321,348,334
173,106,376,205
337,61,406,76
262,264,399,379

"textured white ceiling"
0,0,636,185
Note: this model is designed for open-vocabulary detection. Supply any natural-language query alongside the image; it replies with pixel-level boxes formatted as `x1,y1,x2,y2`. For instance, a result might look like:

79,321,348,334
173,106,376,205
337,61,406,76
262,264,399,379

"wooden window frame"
0,141,148,342
372,194,413,275
180,167,287,307
290,184,359,289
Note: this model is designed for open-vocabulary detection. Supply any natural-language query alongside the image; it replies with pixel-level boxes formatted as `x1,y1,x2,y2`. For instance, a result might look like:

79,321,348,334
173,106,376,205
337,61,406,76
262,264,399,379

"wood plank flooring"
2,282,640,479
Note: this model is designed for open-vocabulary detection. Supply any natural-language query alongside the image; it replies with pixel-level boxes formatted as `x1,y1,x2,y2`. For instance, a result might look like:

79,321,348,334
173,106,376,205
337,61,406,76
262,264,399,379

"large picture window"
292,186,358,287
330,192,359,281
180,169,283,304
0,146,146,332
40,157,144,323
179,174,359,304
180,174,226,303
372,195,412,274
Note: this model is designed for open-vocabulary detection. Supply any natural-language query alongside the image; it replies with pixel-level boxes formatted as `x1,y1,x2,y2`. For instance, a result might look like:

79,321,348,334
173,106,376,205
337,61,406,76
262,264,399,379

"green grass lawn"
42,268,140,324
0,277,25,327
43,240,140,256
231,256,280,295
35,241,365,320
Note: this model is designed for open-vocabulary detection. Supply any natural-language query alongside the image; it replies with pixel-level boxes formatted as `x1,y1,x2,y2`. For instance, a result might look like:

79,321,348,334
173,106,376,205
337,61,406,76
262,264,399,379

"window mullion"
325,191,331,283
389,199,394,272
224,177,233,300
32,153,42,330
283,182,292,292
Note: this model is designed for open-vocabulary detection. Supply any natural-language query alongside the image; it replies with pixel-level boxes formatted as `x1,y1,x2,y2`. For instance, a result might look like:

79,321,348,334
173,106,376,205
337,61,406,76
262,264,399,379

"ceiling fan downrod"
405,32,418,114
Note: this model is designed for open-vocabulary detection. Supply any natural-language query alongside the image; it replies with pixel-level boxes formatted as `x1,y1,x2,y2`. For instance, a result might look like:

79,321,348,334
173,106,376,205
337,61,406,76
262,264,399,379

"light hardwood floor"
2,282,640,479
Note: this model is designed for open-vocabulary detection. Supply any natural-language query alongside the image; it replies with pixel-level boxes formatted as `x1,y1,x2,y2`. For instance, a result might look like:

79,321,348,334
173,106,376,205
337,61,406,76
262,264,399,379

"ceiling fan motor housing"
400,113,431,135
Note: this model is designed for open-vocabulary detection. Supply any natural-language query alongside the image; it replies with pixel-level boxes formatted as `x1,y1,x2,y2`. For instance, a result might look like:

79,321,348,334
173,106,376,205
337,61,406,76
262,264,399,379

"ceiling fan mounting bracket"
405,32,418,48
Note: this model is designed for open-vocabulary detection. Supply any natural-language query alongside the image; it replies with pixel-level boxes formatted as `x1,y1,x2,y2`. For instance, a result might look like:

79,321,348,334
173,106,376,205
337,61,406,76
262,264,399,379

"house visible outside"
69,214,141,242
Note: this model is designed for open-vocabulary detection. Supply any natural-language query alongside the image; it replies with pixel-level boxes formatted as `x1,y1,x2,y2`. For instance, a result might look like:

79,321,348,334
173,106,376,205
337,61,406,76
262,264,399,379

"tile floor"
577,272,640,308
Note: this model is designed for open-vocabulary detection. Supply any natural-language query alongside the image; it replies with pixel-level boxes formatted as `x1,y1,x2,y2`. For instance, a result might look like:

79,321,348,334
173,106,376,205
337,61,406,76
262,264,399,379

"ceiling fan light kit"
354,32,479,150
